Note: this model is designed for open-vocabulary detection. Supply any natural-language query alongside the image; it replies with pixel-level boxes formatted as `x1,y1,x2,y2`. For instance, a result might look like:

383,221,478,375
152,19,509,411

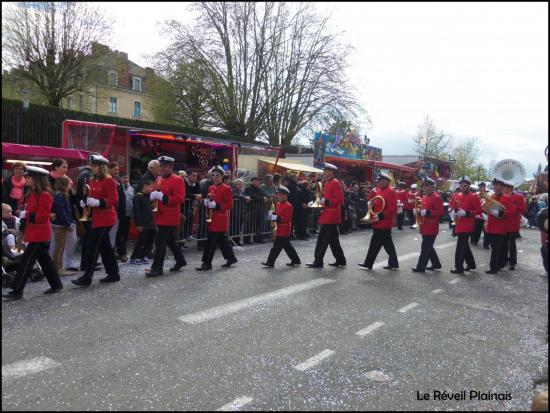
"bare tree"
450,136,489,179
2,2,112,107
412,115,451,160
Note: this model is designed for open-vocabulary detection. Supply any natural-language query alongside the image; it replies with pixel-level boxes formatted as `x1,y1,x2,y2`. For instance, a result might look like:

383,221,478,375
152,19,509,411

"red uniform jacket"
396,189,408,212
90,176,118,228
318,178,344,225
208,183,233,233
486,193,514,235
371,186,397,229
406,190,417,210
453,191,482,233
420,191,444,236
24,191,53,243
275,201,293,238
154,174,185,227
507,192,526,232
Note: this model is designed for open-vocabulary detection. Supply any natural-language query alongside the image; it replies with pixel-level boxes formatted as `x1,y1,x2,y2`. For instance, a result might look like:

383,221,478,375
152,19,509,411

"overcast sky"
94,2,548,175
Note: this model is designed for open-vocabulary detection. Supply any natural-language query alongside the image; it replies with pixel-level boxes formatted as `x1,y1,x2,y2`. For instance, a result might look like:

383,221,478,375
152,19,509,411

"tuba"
361,195,385,223
492,159,526,188
308,182,324,208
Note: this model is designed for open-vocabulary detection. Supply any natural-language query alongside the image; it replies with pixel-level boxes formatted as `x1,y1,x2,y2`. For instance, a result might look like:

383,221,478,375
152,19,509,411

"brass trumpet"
270,198,277,232
413,196,424,229
361,195,385,222
308,182,324,208
479,190,507,215
79,182,91,222
205,192,214,223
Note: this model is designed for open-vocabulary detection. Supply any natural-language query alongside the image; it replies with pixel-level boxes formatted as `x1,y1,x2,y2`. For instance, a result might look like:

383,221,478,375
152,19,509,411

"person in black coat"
75,163,94,270
244,177,267,244
295,181,313,239
130,179,156,263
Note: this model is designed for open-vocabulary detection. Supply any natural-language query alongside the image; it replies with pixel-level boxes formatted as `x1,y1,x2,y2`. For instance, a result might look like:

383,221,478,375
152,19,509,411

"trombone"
79,181,91,222
361,195,385,223
308,182,324,208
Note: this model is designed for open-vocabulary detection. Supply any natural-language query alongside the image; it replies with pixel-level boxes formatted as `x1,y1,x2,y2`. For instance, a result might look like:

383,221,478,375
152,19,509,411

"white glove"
319,197,325,206
80,200,87,208
19,211,26,219
373,214,380,222
367,201,373,208
490,209,501,218
456,209,467,217
203,198,209,207
150,191,164,201
412,208,418,215
208,201,216,209
420,209,427,217
481,213,488,221
271,214,278,221
447,207,453,213
450,211,456,221
87,197,100,207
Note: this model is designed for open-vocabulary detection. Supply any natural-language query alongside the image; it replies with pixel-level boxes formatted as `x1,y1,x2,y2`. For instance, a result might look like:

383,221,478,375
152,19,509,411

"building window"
108,70,118,86
133,101,142,118
66,97,72,110
108,97,117,113
78,94,84,111
133,77,142,92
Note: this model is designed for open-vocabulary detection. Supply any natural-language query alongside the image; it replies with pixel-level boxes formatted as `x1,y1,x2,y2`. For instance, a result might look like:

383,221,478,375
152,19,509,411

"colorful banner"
314,131,382,163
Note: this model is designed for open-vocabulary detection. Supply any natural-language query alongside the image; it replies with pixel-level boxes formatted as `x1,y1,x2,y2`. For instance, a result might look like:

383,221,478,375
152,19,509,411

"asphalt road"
2,225,548,411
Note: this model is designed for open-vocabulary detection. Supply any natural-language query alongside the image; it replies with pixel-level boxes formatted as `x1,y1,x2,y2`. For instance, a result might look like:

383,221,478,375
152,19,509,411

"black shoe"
234,240,243,246
261,262,274,268
305,262,323,268
485,269,498,274
71,276,92,287
2,291,23,300
450,269,464,274
328,262,346,267
65,267,80,272
383,266,398,270
411,268,425,273
358,263,372,270
286,262,300,267
465,267,476,271
426,266,442,271
195,264,212,271
94,264,102,271
43,287,63,294
169,261,187,272
145,269,164,278
483,245,490,250
99,275,120,283
509,264,516,271
221,258,238,268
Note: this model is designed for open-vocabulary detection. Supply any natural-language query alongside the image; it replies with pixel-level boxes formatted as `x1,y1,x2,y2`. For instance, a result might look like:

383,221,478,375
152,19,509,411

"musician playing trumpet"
359,172,398,270
502,181,526,271
411,177,444,272
449,176,482,274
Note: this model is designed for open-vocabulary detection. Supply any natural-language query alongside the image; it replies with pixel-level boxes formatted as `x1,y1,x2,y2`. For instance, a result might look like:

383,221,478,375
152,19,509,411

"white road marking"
449,278,460,284
434,241,456,250
294,349,335,371
217,396,253,411
2,357,61,380
398,302,418,313
518,250,523,253
431,288,443,294
178,278,335,324
355,321,385,337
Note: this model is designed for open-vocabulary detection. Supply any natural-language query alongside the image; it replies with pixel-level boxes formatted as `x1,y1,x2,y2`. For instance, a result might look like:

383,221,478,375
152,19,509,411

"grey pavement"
2,226,548,411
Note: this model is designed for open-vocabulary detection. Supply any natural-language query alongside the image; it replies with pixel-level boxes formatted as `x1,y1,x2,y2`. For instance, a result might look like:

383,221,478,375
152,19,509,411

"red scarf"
50,171,74,188
10,175,26,209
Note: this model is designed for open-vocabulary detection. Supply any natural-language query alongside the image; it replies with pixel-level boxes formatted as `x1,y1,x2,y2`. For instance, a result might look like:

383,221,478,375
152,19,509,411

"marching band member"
502,181,525,270
145,156,187,277
196,165,238,271
261,186,301,268
359,172,398,270
406,183,417,228
470,181,487,246
306,163,347,268
449,176,481,274
72,155,120,286
395,182,408,230
485,177,514,274
411,177,444,272
3,166,63,301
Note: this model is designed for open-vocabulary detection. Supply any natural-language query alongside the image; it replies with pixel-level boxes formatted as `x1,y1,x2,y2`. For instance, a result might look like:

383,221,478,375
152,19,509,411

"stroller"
1,233,44,288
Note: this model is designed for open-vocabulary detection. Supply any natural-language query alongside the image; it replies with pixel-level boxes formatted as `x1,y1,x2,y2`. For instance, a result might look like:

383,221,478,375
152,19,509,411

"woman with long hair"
71,155,120,287
2,162,27,215
2,167,63,301
51,176,76,276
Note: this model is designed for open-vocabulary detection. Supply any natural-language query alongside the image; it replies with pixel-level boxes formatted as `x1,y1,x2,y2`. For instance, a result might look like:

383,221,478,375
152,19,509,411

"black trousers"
131,228,157,260
11,242,62,293
115,216,130,256
542,243,548,274
266,237,300,265
313,224,346,265
504,231,519,266
415,235,441,270
79,220,92,270
84,226,119,279
454,232,475,270
152,226,186,271
489,233,506,271
471,219,484,243
483,232,491,248
363,228,398,267
405,210,415,227
294,209,310,238
396,212,404,230
202,231,236,265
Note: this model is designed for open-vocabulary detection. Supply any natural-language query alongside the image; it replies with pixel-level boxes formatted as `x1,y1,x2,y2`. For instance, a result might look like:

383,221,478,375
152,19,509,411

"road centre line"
398,302,419,313
449,278,460,284
2,357,61,380
355,321,385,337
294,349,335,371
217,396,253,411
178,278,335,324
431,288,443,294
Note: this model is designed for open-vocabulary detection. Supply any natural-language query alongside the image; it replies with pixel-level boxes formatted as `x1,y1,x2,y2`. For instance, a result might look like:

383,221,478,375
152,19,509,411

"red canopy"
2,143,90,161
